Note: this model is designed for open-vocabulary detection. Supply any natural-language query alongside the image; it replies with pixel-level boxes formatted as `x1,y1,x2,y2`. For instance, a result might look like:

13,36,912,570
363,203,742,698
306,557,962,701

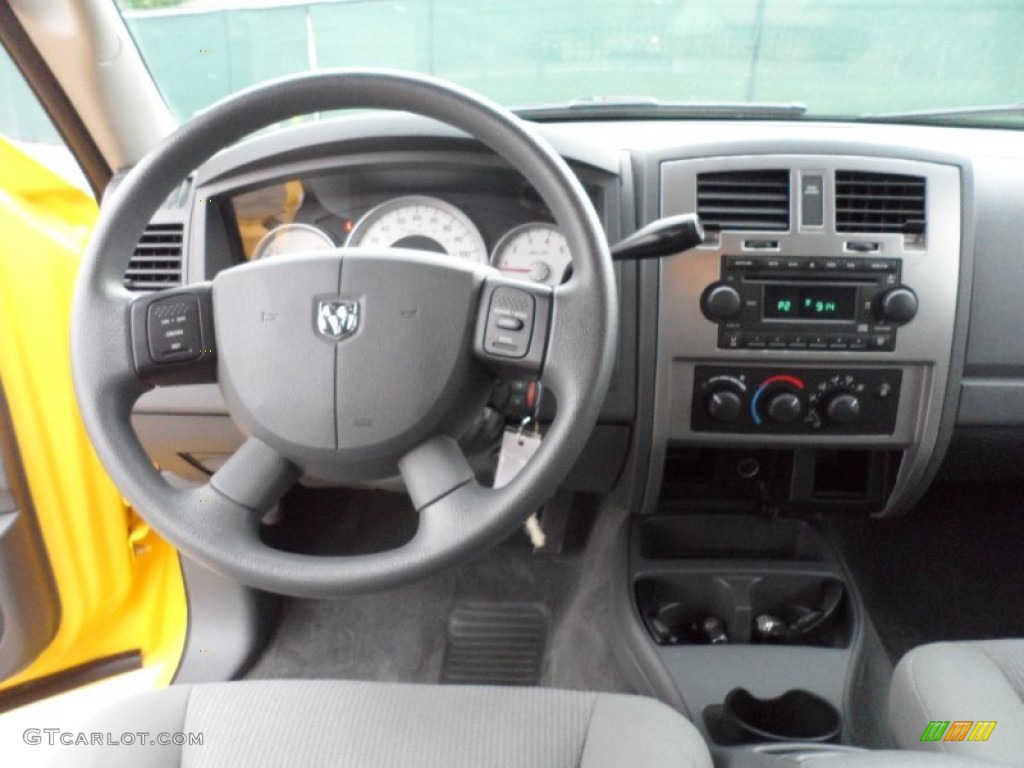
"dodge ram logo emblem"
317,300,359,340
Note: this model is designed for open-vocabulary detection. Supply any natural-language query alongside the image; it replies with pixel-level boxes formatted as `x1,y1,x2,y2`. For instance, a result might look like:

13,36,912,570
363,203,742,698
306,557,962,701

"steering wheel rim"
71,69,617,597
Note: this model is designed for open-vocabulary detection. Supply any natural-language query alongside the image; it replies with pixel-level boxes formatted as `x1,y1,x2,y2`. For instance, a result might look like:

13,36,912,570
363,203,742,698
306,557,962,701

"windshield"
117,0,1024,126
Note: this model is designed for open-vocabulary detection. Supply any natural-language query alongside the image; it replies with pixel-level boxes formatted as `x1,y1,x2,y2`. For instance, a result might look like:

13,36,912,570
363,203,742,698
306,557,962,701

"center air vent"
835,171,926,234
124,223,184,291
696,169,790,232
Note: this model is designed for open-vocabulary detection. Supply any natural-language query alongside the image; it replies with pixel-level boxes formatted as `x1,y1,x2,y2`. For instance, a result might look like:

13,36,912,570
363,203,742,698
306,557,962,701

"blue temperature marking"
750,386,767,425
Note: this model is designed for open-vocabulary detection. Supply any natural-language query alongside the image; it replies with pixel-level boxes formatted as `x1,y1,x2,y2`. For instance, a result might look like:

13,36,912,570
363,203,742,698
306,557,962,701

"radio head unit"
700,256,918,352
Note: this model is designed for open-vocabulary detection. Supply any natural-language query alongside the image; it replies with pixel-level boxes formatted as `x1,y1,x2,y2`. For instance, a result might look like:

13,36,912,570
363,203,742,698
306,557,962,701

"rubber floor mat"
441,603,549,686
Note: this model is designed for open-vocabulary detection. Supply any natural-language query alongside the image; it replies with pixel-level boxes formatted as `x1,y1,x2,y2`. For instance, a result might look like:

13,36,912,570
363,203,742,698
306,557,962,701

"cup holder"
706,687,841,745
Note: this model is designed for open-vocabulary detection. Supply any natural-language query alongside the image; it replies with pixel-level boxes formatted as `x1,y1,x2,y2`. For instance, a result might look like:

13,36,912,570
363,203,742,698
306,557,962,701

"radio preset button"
870,334,894,351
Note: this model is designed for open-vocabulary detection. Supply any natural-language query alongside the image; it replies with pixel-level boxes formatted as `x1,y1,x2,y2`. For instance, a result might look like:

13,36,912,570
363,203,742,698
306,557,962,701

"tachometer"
491,222,570,285
345,195,487,263
252,222,334,260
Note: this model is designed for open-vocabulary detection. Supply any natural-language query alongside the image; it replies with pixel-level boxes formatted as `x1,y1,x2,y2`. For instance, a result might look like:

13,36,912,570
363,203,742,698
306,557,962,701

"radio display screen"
763,285,857,321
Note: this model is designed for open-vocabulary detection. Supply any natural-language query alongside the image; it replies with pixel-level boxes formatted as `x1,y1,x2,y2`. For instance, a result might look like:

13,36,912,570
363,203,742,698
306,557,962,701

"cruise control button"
496,316,524,331
147,295,201,363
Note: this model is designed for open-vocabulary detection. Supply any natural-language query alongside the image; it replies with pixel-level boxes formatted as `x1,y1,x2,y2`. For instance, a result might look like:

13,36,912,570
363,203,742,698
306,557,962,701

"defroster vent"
696,169,790,232
835,171,926,234
124,223,184,291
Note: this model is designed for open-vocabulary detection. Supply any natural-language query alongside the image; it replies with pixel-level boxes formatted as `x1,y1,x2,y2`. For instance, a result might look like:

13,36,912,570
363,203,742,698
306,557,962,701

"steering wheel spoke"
128,282,218,387
209,437,301,513
398,435,476,513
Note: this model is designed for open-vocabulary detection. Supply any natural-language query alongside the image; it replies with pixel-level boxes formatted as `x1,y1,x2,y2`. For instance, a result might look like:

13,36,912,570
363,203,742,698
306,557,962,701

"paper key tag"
493,428,542,488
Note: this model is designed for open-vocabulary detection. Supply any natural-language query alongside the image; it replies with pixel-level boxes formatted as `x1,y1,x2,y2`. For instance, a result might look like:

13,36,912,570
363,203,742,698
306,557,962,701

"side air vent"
696,170,790,231
835,171,926,234
124,223,184,291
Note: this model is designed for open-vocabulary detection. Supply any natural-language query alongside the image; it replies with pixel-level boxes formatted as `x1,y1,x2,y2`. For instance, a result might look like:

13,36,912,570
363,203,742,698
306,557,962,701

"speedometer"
345,195,487,263
491,222,570,285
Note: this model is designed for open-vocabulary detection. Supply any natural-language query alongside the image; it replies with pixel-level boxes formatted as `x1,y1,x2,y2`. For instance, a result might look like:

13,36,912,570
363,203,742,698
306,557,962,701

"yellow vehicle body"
0,138,185,693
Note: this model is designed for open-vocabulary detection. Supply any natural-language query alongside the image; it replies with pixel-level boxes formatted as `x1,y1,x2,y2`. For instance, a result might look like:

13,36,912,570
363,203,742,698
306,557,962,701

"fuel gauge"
491,223,570,285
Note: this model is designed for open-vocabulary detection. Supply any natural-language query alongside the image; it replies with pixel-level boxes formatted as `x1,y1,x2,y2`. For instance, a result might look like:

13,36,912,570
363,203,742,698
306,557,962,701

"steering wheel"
71,70,617,597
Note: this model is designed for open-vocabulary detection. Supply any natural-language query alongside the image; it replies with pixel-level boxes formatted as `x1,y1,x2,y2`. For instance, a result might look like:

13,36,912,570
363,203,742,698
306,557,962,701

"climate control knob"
825,393,862,425
765,391,803,424
700,283,743,322
877,286,918,324
706,390,743,422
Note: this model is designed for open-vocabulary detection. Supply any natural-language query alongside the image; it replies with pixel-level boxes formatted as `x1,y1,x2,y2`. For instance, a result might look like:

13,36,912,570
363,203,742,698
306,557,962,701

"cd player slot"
743,239,780,250
747,274,873,284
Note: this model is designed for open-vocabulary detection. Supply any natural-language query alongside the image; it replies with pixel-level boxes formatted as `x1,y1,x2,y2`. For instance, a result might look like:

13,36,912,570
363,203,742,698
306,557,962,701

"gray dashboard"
128,114,1024,512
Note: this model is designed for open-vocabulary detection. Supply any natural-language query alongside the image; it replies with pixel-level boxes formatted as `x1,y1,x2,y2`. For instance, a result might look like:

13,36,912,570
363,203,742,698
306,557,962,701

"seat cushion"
53,679,712,768
888,639,1024,766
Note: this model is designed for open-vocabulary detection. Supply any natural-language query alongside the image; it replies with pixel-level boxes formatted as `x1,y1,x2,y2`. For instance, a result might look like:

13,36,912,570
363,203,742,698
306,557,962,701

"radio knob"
765,391,803,424
700,283,743,321
877,286,918,324
825,393,862,425
706,390,743,422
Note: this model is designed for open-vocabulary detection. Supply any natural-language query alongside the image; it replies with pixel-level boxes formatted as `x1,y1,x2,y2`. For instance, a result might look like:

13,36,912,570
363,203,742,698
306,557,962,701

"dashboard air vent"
835,171,926,234
124,223,184,291
696,170,790,231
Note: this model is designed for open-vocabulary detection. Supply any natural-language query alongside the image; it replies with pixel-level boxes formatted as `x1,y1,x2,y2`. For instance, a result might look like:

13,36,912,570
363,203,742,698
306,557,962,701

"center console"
648,154,962,516
622,150,967,762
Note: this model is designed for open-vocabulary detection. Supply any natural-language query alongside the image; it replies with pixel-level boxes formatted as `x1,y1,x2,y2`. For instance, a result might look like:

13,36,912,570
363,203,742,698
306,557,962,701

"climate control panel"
691,366,902,435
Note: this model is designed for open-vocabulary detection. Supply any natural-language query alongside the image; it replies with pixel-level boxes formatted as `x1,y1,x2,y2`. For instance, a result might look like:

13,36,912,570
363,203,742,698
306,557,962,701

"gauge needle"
499,267,533,273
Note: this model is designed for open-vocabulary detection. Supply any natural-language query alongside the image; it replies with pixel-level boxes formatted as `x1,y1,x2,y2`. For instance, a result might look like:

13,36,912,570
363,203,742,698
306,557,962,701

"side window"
0,44,90,193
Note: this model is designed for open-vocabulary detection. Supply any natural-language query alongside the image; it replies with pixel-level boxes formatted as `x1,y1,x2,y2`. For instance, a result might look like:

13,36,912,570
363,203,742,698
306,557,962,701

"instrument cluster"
231,178,572,286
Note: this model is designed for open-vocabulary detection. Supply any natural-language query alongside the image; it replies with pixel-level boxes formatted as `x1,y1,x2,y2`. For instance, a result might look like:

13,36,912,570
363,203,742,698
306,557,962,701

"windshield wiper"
862,103,1024,124
515,96,807,121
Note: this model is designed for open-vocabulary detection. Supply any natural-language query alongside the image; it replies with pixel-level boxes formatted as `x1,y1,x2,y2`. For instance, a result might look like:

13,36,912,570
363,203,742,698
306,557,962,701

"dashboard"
127,113,1024,517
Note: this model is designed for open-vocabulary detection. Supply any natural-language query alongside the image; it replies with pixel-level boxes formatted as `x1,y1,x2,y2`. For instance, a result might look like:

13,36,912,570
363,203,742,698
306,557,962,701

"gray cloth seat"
888,639,1024,766
54,679,713,767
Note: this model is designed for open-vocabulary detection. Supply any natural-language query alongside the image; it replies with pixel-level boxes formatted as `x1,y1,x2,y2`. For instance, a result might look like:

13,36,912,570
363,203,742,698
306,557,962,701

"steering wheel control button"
147,295,201,362
496,316,525,331
484,287,536,358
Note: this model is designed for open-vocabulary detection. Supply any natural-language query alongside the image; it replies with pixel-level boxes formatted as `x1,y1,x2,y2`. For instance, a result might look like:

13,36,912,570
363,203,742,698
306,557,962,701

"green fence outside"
3,1,1023,145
